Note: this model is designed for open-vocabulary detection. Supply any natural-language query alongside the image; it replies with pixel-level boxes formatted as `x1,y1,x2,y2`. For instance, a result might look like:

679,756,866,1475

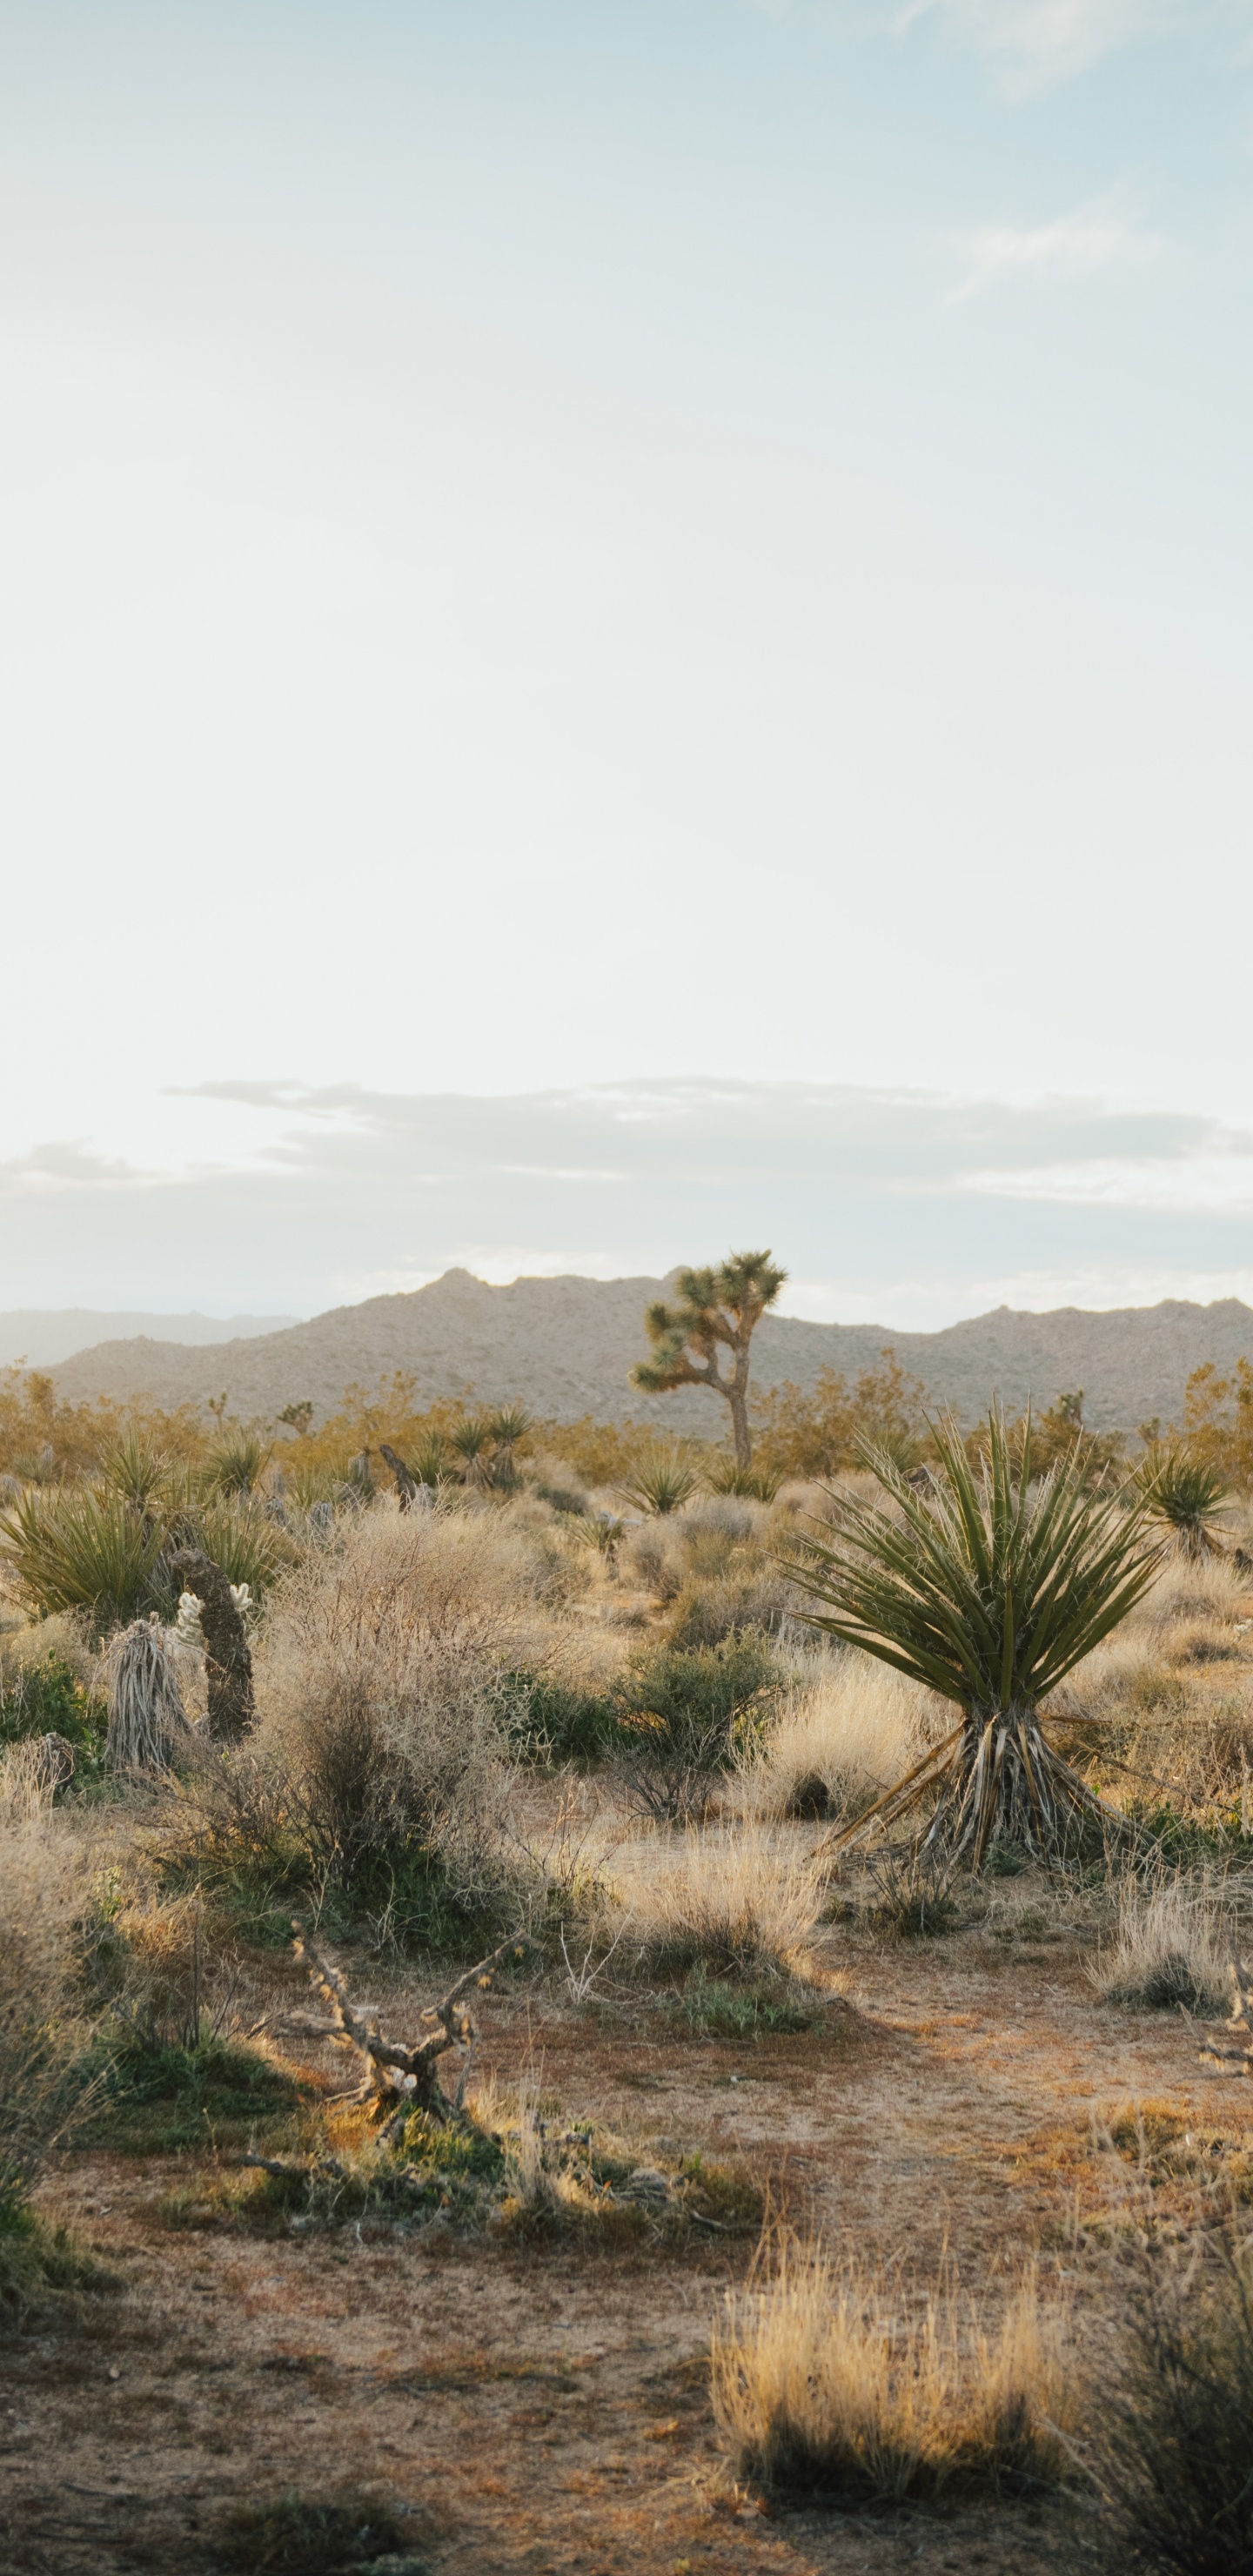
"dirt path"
3,1906,1244,2575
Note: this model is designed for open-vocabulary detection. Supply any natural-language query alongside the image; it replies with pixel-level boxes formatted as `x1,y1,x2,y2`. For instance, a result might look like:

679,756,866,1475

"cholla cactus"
104,1614,192,1772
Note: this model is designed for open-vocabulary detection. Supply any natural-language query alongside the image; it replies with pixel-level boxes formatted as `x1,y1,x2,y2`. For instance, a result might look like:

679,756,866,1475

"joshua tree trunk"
171,1548,254,1743
727,1383,752,1472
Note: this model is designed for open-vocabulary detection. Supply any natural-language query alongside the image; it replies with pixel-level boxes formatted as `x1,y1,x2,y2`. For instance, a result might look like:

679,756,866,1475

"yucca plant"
205,1431,271,1498
1135,1442,1232,1562
96,1426,169,1519
784,1406,1161,1869
486,1405,532,1487
0,1486,166,1634
104,1614,191,1771
707,1458,783,1503
411,1432,451,1489
450,1417,492,1484
617,1446,700,1517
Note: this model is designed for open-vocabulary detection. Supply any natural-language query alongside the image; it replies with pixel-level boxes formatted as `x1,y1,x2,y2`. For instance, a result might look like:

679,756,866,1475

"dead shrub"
0,1753,97,2219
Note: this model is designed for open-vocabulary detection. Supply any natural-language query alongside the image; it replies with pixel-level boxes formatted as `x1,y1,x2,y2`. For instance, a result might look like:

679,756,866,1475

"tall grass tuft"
713,2231,1069,2505
1092,1874,1230,2013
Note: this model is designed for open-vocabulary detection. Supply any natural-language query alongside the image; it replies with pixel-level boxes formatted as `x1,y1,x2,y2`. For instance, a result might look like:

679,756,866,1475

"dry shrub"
1092,1874,1230,2012
0,1753,95,2207
619,1517,687,1600
743,1653,934,1822
665,1567,788,1651
252,1504,532,1897
1098,2218,1253,2575
613,1825,819,1976
714,2231,1070,2505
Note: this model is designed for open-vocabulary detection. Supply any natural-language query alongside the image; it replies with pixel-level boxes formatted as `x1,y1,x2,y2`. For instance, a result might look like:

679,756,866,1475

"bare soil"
4,1892,1247,2576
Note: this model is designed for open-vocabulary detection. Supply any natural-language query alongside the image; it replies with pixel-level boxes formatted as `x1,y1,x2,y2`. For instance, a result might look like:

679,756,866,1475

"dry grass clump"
1092,1874,1231,2012
742,1653,934,1822
612,1825,819,1976
714,2231,1070,2506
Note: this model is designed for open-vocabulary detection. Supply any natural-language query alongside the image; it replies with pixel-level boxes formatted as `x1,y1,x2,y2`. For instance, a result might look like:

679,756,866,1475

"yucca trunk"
906,1705,1110,1868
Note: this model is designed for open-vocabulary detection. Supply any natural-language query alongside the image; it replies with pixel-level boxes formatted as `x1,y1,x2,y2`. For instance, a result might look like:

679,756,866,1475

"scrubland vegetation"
8,1322,1253,2571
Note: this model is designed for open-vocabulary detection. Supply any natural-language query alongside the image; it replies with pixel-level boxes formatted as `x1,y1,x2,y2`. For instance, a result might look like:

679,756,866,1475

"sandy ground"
3,1895,1248,2576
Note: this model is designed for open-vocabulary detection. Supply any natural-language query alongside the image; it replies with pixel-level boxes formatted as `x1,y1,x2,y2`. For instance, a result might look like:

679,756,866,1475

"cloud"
945,195,1164,302
3,1077,1253,1331
896,1,1236,92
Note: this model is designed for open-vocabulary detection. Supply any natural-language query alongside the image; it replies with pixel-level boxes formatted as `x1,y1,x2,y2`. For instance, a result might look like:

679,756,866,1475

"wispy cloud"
4,1077,1253,1330
897,1,1236,93
945,194,1164,302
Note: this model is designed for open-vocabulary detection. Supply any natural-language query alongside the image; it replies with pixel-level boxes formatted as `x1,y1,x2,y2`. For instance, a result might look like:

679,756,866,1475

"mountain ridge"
39,1271,1253,1435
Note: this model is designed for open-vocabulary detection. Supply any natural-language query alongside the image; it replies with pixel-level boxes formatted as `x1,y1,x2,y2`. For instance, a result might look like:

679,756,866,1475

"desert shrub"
613,1633,777,1821
620,1515,687,1600
250,1507,528,1938
617,1826,818,1976
1097,2220,1253,2573
668,1964,821,2037
714,2233,1069,2505
1093,1874,1230,2012
494,1667,621,1762
743,1654,932,1821
214,2491,415,2574
0,1754,97,2239
0,1640,103,1755
665,1566,788,1651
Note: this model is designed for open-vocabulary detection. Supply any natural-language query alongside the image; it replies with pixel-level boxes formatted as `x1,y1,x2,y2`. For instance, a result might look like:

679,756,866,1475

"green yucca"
0,1486,166,1633
188,1496,293,1596
616,1446,700,1517
785,1406,1161,1868
706,1458,783,1503
1136,1443,1232,1562
206,1432,272,1498
96,1426,169,1518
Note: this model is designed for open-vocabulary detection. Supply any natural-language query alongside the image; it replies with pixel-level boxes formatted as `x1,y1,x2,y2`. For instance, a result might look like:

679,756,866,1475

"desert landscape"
5,1258,1253,2574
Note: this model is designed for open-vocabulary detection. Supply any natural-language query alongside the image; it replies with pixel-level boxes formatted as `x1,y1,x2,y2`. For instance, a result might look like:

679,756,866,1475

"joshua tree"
378,1441,420,1510
785,1405,1161,1870
631,1252,786,1471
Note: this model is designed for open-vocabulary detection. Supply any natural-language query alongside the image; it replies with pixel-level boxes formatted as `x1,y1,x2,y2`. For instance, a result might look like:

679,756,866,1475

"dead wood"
289,1919,537,2126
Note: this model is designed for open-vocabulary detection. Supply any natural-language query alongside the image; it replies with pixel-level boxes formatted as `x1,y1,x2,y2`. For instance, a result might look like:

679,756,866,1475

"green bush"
495,1668,621,1761
612,1633,778,1818
0,1649,103,1754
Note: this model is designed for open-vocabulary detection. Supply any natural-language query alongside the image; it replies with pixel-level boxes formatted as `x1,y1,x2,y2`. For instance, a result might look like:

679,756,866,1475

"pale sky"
3,2,1253,1325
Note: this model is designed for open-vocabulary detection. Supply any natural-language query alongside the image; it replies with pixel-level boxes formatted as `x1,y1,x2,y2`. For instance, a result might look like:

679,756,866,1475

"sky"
3,1,1253,1326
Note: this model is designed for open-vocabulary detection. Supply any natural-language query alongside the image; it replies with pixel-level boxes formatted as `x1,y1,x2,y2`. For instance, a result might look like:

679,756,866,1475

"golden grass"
1092,1873,1232,2013
741,1653,935,1822
713,2231,1071,2504
611,1824,819,1975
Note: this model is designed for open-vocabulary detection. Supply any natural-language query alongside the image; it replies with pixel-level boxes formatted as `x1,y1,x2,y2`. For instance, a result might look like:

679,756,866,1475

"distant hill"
1,1309,300,1370
41,1271,1253,1435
